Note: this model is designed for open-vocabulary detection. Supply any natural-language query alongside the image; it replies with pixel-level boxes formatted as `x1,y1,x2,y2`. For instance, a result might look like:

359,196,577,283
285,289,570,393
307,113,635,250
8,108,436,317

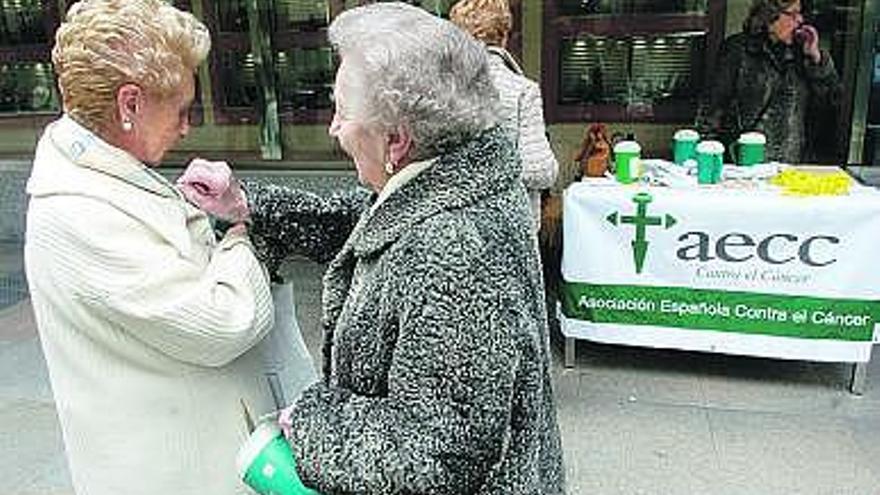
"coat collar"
487,45,524,75
744,32,797,72
42,115,181,200
319,126,519,358
27,116,206,259
346,126,518,258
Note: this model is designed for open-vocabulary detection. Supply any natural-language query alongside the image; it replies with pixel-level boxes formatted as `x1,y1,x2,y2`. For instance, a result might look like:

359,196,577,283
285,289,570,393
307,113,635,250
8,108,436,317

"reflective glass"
558,0,707,16
218,50,259,110
559,33,705,107
274,0,329,30
0,61,59,113
275,47,334,111
216,0,249,32
399,0,457,17
0,0,50,45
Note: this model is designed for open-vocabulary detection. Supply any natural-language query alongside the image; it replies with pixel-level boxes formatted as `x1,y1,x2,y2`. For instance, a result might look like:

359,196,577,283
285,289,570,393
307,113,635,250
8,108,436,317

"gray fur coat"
245,127,565,494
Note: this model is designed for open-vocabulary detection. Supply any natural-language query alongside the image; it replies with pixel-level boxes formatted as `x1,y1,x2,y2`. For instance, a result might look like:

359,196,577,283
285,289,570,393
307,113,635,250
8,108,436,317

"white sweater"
25,116,274,495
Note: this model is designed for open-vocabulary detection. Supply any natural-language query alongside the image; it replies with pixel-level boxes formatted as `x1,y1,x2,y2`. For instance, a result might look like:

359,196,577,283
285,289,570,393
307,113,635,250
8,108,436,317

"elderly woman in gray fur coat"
185,3,565,494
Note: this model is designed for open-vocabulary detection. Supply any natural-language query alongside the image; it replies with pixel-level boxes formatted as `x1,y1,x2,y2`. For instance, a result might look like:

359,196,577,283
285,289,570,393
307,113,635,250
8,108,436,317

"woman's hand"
224,222,249,238
278,403,296,439
177,158,250,223
795,24,821,64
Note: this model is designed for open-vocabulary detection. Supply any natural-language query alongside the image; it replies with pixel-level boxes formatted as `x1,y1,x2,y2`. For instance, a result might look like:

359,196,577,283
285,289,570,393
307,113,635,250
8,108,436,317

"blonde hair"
743,0,799,36
449,0,512,47
52,0,210,133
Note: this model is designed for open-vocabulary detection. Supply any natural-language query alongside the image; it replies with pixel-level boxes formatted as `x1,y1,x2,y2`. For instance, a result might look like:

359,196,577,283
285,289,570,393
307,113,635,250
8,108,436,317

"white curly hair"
328,2,499,160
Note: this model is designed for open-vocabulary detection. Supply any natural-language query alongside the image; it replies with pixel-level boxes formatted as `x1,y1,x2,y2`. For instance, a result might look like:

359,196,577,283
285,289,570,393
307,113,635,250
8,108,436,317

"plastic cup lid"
738,132,766,144
236,422,283,478
674,129,700,141
696,140,725,154
613,141,641,153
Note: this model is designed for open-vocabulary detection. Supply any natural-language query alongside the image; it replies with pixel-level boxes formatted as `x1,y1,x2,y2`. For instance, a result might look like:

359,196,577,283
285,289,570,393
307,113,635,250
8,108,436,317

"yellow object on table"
769,168,852,196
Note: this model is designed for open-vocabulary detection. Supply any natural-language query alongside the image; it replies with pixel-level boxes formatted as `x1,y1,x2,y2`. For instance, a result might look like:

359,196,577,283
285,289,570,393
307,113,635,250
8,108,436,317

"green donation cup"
696,140,725,184
672,129,700,165
735,132,766,167
613,140,642,184
236,422,319,495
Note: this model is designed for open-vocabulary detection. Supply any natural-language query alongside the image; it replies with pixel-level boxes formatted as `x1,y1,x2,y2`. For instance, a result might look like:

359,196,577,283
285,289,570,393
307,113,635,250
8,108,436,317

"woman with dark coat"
695,0,841,163
185,3,565,494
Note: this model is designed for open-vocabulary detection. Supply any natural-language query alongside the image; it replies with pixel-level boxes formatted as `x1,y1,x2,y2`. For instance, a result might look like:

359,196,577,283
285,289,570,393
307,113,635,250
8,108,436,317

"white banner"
559,180,880,362
562,182,880,299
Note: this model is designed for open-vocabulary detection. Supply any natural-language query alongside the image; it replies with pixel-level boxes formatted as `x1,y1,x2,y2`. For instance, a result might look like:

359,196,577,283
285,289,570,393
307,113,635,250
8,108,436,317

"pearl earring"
122,119,133,132
384,161,395,175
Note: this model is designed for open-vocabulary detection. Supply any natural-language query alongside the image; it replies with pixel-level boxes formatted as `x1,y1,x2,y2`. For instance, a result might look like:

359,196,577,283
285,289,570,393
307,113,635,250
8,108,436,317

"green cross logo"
606,192,677,274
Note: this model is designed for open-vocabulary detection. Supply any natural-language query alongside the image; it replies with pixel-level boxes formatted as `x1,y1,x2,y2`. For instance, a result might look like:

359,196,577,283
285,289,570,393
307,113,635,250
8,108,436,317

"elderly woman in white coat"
186,3,565,493
24,1,282,494
450,0,558,235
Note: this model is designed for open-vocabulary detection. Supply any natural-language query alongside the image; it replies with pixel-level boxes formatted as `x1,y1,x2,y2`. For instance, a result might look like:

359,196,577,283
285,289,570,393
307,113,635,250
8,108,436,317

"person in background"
695,0,840,163
187,3,566,493
449,0,558,235
24,1,278,493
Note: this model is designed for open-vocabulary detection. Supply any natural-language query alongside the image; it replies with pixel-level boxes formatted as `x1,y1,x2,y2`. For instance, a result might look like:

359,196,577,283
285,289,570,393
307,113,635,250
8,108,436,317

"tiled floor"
3,254,880,494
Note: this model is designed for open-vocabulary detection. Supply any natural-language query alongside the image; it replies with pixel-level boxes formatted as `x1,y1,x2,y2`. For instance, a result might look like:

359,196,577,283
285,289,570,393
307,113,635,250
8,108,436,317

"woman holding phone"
695,0,841,163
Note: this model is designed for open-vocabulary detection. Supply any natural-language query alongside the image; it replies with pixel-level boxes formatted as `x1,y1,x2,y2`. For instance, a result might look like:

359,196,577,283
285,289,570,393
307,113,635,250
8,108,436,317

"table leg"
850,362,868,395
564,337,576,368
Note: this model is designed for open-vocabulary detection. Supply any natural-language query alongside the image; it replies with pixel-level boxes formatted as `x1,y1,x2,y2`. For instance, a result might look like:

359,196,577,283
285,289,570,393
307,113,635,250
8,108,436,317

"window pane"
558,0,707,16
0,61,58,113
276,47,334,111
215,0,249,32
401,0,457,17
559,33,704,106
559,37,628,104
871,49,880,124
863,7,879,164
218,50,259,109
274,0,329,30
0,0,51,45
630,34,704,105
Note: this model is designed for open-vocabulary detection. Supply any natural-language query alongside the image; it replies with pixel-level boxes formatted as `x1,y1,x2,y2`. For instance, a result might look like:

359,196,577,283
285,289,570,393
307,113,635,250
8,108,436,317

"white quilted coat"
487,46,559,233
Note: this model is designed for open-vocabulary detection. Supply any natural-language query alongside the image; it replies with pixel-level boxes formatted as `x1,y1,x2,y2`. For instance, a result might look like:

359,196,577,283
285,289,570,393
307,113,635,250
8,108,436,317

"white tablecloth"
560,180,880,362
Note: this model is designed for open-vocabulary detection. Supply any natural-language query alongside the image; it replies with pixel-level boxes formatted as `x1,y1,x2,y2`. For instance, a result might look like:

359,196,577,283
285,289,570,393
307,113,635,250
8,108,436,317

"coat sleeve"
695,38,741,143
287,219,523,494
243,180,369,275
33,195,274,368
518,81,558,191
803,49,841,112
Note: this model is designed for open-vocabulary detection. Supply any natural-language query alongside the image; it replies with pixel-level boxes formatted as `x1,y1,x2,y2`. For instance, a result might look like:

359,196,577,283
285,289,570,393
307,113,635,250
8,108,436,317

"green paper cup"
236,423,319,495
696,140,725,185
735,132,766,167
613,140,641,184
672,129,699,165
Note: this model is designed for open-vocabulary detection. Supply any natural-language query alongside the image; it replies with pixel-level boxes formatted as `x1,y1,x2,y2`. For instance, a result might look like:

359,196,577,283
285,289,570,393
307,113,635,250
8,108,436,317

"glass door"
862,9,880,165
804,0,863,163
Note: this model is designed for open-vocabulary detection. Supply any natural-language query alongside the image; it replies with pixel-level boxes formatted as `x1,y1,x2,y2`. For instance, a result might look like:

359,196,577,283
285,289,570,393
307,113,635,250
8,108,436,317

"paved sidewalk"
3,259,880,494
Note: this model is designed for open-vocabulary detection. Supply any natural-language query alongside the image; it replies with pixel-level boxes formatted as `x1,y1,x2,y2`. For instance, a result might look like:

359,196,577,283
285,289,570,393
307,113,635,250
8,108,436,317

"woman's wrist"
226,222,248,237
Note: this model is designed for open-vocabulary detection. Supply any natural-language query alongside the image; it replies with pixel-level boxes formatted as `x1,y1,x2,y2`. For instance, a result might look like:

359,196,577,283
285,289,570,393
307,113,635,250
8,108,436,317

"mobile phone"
794,26,815,45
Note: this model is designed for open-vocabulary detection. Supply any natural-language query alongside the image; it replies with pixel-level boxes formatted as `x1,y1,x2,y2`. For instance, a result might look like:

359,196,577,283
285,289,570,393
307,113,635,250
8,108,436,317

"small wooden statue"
574,123,611,178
